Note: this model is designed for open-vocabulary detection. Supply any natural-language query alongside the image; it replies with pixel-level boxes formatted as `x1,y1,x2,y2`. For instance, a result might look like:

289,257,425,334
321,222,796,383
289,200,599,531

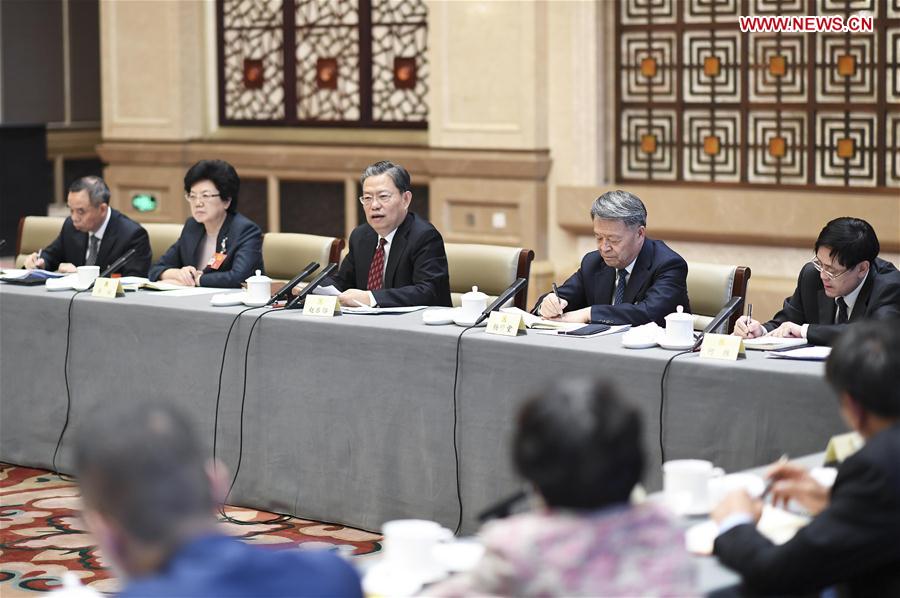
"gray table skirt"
0,285,844,534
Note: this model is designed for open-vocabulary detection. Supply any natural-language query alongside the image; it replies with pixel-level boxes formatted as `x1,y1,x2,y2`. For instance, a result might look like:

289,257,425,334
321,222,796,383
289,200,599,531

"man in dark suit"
73,401,362,598
331,160,451,308
24,176,151,277
712,320,900,596
734,217,900,346
533,190,689,326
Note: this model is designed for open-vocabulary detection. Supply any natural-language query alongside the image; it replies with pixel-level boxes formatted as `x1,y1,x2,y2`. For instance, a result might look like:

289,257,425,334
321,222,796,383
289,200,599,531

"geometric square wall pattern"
218,0,428,128
616,0,900,191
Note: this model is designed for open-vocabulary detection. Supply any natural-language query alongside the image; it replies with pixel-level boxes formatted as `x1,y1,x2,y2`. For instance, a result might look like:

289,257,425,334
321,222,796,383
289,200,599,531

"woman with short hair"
149,160,263,288
431,378,696,596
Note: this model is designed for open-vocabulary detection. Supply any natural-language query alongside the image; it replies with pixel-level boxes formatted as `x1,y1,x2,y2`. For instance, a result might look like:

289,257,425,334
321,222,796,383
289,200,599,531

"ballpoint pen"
552,282,562,317
745,302,753,334
760,453,789,500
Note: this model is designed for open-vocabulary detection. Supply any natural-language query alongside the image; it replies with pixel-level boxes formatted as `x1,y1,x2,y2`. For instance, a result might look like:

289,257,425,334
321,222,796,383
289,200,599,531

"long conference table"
0,284,845,535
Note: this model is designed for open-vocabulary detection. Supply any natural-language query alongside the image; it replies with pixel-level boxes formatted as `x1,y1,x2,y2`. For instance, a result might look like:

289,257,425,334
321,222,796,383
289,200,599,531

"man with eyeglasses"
329,160,451,308
734,217,900,345
24,176,151,277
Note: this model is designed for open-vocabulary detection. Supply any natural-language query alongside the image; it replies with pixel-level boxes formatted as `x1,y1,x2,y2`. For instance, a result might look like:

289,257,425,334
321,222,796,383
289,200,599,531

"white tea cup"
663,459,724,515
382,519,453,584
461,286,487,321
663,305,694,346
245,270,271,303
76,265,100,287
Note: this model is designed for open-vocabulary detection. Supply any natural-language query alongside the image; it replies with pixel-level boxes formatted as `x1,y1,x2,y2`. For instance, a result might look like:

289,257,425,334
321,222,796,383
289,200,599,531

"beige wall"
96,0,900,314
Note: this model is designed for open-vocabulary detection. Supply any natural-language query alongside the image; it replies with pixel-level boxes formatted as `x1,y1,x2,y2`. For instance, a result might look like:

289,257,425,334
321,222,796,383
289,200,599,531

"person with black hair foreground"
430,378,695,596
712,321,900,596
24,176,151,277
328,160,451,307
734,217,900,345
74,401,363,598
148,160,263,288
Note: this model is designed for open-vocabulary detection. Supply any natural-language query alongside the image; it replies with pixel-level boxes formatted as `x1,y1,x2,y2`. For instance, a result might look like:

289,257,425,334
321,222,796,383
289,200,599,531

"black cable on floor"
219,307,291,526
658,349,694,466
212,305,267,474
451,324,478,536
52,288,92,481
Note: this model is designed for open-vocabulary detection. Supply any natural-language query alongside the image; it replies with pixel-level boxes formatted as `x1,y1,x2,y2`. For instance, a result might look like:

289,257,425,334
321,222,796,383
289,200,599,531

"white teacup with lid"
461,285,488,321
245,270,272,303
663,305,694,347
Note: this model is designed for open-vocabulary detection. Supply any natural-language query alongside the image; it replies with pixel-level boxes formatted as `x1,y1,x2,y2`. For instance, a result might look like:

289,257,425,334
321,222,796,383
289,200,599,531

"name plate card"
91,277,124,298
700,333,745,361
303,295,340,317
486,311,526,337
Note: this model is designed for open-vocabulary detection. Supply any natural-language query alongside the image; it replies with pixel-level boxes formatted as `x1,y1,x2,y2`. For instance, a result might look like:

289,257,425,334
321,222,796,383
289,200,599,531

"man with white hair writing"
534,190,690,326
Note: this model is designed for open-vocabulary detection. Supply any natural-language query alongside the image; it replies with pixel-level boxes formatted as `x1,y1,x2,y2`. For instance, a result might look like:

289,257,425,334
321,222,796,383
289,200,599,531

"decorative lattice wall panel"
616,0,900,191
218,0,427,128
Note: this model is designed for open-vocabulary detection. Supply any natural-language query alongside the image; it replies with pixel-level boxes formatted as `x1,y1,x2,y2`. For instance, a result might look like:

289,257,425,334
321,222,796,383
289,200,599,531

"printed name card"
825,431,863,464
700,333,745,360
303,295,339,317
91,277,124,298
486,311,526,337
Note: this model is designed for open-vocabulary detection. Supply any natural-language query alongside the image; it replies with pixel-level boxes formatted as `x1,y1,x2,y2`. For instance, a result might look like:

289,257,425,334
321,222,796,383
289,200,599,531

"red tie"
366,238,387,291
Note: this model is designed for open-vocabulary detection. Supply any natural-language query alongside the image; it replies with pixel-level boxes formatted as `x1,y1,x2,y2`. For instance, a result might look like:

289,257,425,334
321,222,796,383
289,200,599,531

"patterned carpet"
0,463,382,596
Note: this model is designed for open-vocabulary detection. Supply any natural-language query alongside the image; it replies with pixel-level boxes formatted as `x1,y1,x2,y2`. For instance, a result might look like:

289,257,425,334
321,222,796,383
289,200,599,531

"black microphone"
0,239,6,251
267,261,319,305
99,248,137,278
693,295,745,350
283,263,337,310
474,277,528,326
477,490,527,523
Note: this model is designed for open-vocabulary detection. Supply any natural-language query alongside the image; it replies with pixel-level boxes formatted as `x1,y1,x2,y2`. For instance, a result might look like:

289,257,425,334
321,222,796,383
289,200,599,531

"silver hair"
590,190,647,228
68,176,110,207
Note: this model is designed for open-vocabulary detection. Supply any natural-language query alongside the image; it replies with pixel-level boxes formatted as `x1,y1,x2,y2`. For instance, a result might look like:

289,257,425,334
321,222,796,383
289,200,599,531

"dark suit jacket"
40,208,151,277
765,258,900,346
331,212,452,307
119,534,362,598
148,212,263,288
533,238,690,326
713,424,900,597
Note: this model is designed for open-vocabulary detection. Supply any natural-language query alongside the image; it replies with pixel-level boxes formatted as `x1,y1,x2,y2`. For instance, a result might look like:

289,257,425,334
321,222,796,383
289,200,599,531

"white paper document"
499,307,572,330
0,269,33,280
766,346,832,361
743,336,808,351
342,305,428,314
147,287,229,297
311,285,341,296
533,324,631,338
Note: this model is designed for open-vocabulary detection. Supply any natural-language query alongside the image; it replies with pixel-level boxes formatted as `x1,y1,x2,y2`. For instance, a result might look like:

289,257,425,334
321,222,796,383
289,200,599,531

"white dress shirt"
611,256,638,304
85,207,112,261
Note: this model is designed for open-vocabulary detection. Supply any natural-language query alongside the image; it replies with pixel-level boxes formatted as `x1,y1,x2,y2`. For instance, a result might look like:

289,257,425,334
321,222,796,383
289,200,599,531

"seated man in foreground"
74,401,362,598
712,320,900,595
329,160,451,308
533,189,690,325
24,176,151,277
733,217,900,345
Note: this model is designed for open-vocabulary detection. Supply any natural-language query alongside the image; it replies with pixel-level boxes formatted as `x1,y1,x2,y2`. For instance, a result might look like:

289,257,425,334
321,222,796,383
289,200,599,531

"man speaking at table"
24,176,151,277
534,190,689,325
330,160,451,308
733,217,900,346
711,320,900,596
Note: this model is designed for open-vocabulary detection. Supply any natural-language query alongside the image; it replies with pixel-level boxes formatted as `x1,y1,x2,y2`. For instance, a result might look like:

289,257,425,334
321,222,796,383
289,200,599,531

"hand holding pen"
26,248,45,270
540,282,568,319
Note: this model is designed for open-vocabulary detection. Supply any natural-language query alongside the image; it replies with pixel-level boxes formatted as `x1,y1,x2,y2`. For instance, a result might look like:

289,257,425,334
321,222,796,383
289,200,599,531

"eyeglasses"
184,192,221,204
811,257,851,281
358,192,398,206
